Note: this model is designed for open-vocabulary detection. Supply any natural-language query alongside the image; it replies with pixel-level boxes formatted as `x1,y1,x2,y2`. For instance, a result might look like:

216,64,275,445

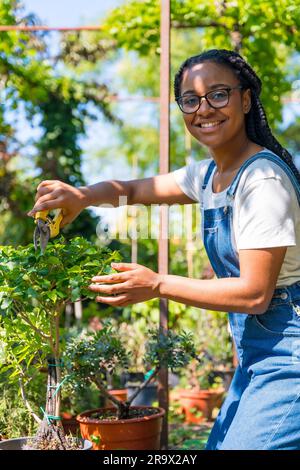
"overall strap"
227,151,300,205
202,159,216,190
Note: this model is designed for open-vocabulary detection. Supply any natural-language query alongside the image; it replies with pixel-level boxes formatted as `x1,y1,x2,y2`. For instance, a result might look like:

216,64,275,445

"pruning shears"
33,209,63,254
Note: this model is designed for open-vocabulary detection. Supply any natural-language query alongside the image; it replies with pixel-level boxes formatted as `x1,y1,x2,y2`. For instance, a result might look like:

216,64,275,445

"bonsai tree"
0,237,121,449
64,324,198,420
106,313,158,389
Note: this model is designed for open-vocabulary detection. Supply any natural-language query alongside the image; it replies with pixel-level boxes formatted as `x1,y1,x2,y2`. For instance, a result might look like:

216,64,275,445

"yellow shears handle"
35,209,63,238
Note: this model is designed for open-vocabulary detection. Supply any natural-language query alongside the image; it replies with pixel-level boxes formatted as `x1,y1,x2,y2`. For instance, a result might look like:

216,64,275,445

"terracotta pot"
104,389,128,408
179,388,225,423
77,406,165,450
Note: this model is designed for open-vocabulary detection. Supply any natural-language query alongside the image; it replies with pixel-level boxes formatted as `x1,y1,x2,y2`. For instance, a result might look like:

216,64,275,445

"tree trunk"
34,357,69,450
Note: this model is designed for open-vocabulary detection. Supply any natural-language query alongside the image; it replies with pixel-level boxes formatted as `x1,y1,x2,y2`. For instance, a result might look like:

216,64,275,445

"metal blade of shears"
33,219,50,254
33,209,63,254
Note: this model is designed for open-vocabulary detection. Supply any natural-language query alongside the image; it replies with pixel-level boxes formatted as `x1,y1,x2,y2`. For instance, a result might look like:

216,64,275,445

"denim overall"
203,151,300,450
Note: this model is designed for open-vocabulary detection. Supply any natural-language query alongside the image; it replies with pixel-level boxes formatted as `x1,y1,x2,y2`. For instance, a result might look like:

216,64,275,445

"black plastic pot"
0,437,92,450
121,372,144,387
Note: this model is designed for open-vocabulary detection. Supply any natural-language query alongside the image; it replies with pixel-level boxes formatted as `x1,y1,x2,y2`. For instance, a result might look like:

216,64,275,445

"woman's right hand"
27,180,89,227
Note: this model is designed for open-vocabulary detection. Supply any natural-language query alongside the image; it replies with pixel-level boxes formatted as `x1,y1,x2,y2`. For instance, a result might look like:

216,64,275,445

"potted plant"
0,236,120,450
63,324,198,450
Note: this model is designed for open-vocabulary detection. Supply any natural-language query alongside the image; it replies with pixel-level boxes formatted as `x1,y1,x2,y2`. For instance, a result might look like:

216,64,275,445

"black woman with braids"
29,49,300,449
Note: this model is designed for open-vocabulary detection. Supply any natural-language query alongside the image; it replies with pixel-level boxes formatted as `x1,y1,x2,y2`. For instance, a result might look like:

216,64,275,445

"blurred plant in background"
1,0,300,444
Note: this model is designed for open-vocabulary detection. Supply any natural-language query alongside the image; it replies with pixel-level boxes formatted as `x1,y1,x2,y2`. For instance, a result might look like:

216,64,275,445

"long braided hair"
174,49,300,187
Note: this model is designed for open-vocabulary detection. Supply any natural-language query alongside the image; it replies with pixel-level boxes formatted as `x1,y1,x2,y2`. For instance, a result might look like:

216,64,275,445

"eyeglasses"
176,86,243,114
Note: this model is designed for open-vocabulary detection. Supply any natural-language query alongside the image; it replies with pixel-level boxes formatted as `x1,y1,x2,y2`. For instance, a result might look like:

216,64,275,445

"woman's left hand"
88,262,161,306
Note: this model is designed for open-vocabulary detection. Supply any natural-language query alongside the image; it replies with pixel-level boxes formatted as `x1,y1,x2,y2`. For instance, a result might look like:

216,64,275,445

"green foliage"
100,0,300,127
0,1,117,245
108,316,158,373
65,324,197,384
64,324,130,388
169,424,211,450
76,0,300,287
60,380,100,417
101,0,161,56
175,309,233,391
34,77,115,187
279,116,300,156
145,328,197,372
64,323,198,417
180,357,224,391
0,378,39,439
122,299,232,365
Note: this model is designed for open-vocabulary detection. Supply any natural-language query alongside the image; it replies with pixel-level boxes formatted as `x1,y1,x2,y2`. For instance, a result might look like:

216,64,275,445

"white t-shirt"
172,149,300,287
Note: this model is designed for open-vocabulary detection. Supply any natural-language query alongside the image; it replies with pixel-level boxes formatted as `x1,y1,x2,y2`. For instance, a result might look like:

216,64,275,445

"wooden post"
184,129,194,278
131,153,138,264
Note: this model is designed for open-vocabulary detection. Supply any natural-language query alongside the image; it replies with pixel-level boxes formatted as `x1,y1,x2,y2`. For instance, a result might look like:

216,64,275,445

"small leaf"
84,261,101,267
47,256,61,265
47,291,58,303
56,290,65,298
38,268,49,276
90,435,101,444
1,298,13,309
68,266,82,273
27,287,39,298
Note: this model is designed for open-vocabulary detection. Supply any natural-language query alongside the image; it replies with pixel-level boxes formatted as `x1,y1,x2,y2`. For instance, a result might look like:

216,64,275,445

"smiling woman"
29,48,300,450
171,49,300,450
176,61,256,152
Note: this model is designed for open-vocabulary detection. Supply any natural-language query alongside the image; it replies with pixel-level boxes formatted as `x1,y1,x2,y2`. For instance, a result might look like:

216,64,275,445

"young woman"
29,49,300,450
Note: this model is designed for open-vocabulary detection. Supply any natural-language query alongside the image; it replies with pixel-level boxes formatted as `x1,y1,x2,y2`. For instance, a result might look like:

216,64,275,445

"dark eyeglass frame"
176,86,244,114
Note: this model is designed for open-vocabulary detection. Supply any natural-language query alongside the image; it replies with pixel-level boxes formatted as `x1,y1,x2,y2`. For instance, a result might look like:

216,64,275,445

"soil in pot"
77,406,165,450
